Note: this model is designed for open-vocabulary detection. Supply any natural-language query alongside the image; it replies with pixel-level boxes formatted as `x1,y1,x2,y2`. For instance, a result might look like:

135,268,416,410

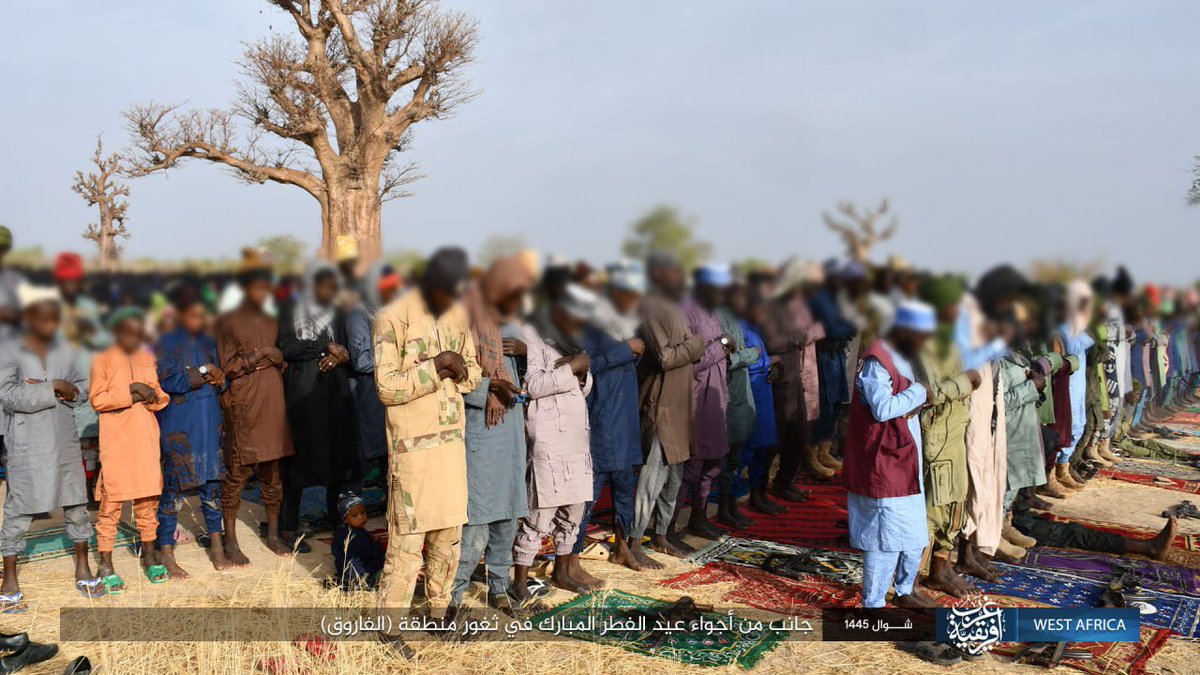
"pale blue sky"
1,1,1197,281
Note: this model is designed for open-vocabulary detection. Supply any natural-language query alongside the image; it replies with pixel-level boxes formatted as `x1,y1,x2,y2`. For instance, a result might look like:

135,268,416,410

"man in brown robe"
628,252,706,568
216,253,294,567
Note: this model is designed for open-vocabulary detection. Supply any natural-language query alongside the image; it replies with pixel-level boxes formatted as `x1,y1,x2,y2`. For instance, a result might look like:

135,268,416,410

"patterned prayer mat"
1101,469,1200,495
19,521,140,564
531,589,785,668
1112,458,1200,481
688,537,862,585
661,562,860,616
990,627,1171,675
971,563,1200,639
727,483,850,547
1022,547,1200,596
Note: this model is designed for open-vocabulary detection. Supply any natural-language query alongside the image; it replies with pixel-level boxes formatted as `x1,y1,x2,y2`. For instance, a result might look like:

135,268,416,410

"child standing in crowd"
155,287,227,575
90,307,170,591
512,285,597,601
331,491,385,590
0,285,101,607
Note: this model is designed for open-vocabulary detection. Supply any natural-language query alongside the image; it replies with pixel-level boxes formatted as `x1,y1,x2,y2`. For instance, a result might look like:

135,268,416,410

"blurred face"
115,317,145,353
726,285,749,316
244,279,272,308
338,259,359,280
609,287,641,316
891,327,929,360
937,304,960,326
423,286,457,316
58,278,83,301
651,265,685,300
23,302,61,340
344,503,368,529
551,305,585,338
0,244,9,266
313,272,338,306
694,282,722,309
494,288,527,320
179,302,207,334
379,285,399,306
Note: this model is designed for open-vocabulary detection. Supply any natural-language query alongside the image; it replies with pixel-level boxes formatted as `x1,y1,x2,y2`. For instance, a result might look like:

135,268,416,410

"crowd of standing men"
0,223,1197,659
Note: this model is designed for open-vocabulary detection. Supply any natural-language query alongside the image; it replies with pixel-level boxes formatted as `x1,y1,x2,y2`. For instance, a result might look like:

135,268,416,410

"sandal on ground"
62,655,93,675
101,574,126,595
144,564,170,584
897,641,962,666
0,593,26,615
1012,642,1093,666
75,578,106,599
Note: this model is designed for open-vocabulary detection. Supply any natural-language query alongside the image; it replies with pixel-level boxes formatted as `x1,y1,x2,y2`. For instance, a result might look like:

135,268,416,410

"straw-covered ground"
0,477,1197,674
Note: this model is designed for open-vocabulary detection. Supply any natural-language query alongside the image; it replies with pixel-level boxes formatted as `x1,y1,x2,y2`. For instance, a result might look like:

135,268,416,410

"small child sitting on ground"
331,492,384,590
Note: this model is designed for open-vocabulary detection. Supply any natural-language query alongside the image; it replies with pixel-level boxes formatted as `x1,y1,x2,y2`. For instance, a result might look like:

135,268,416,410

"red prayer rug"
1100,469,1200,495
660,562,860,617
991,627,1171,675
727,482,850,547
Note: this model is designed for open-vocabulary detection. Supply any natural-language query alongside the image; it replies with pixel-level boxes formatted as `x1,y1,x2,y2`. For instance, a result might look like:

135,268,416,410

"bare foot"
893,588,939,609
610,544,645,572
158,546,190,580
665,531,696,555
266,536,293,557
1150,517,1179,560
650,534,690,559
628,541,664,570
551,568,595,595
566,557,605,590
224,545,252,568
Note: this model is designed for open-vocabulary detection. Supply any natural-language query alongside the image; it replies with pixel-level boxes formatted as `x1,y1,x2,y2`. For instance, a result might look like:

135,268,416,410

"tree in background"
72,138,130,271
257,234,308,273
1190,155,1199,205
123,0,479,261
477,234,527,268
621,205,712,271
822,198,897,265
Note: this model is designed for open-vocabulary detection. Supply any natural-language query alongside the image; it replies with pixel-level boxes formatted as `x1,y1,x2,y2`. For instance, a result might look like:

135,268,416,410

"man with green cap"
914,275,982,597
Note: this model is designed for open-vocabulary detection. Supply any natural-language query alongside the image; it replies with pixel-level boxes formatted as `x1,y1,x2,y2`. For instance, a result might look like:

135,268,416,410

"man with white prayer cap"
843,299,938,610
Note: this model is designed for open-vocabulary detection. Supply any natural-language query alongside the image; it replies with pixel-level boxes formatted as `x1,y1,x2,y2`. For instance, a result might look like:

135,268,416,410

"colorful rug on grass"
972,563,1200,639
531,589,785,668
990,627,1171,675
19,522,140,563
662,562,859,616
689,537,862,585
1022,548,1200,596
1112,458,1200,481
1100,469,1200,494
727,483,850,547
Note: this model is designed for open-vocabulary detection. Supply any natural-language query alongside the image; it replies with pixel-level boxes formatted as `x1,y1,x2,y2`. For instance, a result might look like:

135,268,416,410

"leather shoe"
0,635,27,655
0,641,59,674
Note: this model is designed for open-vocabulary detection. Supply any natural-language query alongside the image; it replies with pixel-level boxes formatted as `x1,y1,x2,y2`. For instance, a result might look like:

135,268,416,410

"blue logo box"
936,607,1139,647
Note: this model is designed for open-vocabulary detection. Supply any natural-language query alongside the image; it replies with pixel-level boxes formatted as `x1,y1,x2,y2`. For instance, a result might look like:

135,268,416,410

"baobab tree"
123,0,479,260
822,198,898,265
72,138,130,270
1190,155,1199,205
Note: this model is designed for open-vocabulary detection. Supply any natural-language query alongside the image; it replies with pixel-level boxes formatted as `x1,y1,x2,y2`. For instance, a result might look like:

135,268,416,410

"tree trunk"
322,187,382,262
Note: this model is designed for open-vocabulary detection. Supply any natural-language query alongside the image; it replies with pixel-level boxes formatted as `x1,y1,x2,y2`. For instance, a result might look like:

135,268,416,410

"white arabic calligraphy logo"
944,604,1005,655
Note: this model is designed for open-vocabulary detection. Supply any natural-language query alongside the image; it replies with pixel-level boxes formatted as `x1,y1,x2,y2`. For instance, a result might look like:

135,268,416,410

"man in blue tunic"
843,300,937,609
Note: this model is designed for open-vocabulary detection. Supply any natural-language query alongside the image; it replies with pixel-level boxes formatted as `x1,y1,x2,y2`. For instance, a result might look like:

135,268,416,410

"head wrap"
771,257,822,299
423,247,470,295
822,258,842,279
0,226,12,247
106,305,146,331
53,253,85,281
559,283,599,321
16,283,61,310
918,275,964,313
294,260,340,341
694,263,733,288
334,235,359,263
607,259,647,294
359,261,394,318
336,491,365,523
975,264,1028,317
1112,266,1134,296
840,260,867,281
646,250,681,273
893,299,936,333
516,249,541,280
237,247,273,286
1091,275,1112,298
1065,279,1094,334
1144,283,1161,310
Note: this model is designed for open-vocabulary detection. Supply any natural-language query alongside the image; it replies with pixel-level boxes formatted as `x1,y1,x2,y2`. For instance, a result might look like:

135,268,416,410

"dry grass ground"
0,477,1197,674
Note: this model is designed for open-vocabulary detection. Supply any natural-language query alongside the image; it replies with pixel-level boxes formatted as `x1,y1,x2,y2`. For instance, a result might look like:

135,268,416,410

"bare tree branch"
73,137,131,269
823,198,898,264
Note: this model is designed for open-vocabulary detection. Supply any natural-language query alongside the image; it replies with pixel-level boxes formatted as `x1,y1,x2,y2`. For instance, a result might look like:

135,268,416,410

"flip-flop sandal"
75,578,107,599
101,574,126,595
525,577,551,599
145,564,170,584
0,592,26,615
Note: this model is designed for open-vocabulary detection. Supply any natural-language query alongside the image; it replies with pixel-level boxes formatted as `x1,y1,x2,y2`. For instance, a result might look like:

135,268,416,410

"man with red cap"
53,253,104,350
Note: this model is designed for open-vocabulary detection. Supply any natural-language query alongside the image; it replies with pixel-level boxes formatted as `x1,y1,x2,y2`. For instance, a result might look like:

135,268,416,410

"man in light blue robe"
848,301,935,608
1059,281,1095,465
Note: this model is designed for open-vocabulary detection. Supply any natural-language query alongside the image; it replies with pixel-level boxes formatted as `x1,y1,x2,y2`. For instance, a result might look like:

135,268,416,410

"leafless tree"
822,199,898,264
72,138,130,270
1189,155,1200,206
123,0,478,260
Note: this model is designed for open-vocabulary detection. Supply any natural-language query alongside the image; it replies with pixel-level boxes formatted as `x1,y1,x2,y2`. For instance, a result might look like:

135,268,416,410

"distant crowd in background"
0,223,1197,660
